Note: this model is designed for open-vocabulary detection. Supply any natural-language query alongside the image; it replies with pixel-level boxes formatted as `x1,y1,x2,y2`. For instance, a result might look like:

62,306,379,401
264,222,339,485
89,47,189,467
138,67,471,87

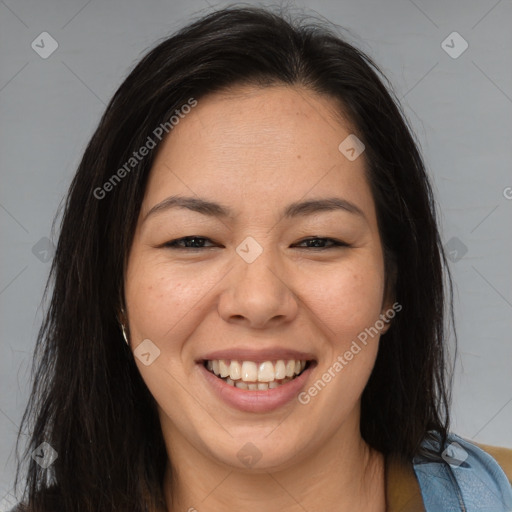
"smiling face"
124,84,393,473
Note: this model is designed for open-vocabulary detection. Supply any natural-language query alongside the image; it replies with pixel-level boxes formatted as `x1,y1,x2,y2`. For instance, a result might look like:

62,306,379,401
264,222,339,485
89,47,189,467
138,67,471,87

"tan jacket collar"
385,452,425,511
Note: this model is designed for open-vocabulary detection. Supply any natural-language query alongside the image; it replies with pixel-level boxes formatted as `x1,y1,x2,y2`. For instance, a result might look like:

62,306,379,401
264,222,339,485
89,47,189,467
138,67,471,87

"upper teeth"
206,359,307,383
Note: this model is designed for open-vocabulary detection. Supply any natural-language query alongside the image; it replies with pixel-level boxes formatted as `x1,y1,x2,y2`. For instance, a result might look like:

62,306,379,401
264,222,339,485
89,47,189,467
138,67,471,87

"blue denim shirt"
413,432,512,511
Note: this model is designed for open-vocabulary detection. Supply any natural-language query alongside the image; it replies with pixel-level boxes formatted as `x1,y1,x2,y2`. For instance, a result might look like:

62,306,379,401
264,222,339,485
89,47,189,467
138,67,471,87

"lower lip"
197,362,314,413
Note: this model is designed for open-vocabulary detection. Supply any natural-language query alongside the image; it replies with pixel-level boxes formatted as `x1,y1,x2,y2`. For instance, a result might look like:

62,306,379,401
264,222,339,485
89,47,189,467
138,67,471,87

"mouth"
196,348,317,412
202,358,314,391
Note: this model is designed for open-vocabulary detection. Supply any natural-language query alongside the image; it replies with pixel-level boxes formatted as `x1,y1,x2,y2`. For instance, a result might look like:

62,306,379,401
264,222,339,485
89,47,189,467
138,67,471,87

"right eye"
163,236,217,250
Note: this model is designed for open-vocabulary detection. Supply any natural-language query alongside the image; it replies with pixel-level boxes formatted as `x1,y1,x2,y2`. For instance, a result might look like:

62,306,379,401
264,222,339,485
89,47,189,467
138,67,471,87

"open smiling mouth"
203,359,313,391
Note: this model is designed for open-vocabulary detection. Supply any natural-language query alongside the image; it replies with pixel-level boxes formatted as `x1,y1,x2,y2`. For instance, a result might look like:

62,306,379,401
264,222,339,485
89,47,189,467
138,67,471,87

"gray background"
1,0,511,506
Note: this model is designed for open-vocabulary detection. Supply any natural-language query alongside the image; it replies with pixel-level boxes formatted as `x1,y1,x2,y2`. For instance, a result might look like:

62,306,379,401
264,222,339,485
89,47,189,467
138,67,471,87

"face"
124,84,393,472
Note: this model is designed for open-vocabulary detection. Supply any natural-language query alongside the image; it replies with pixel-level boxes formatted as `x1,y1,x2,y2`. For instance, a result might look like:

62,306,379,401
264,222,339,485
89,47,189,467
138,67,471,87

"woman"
11,6,512,512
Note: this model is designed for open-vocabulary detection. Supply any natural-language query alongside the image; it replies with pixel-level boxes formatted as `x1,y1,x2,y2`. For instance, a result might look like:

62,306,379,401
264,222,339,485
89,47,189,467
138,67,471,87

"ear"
379,313,393,335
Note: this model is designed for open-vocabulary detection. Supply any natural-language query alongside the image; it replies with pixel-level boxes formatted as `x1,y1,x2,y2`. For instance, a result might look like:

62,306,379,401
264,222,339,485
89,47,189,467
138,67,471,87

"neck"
160,421,386,512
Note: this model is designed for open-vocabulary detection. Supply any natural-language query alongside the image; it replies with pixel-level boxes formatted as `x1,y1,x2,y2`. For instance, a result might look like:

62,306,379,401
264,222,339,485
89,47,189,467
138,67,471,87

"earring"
119,308,129,346
121,323,129,345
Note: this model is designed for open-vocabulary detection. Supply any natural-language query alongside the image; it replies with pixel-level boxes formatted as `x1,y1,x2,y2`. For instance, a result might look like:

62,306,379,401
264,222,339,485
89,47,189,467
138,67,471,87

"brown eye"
294,237,349,249
163,236,217,249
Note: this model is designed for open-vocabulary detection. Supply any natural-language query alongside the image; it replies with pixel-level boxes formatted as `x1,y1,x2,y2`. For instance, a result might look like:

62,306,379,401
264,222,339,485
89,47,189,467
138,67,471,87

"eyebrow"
143,195,366,223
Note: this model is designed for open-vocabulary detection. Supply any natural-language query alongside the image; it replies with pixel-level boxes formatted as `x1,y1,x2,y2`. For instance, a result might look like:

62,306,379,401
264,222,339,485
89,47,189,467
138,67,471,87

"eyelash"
163,236,349,251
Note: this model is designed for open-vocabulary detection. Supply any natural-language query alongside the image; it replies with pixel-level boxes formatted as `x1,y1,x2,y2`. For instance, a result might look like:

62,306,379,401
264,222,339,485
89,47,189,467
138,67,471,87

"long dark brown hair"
14,5,455,511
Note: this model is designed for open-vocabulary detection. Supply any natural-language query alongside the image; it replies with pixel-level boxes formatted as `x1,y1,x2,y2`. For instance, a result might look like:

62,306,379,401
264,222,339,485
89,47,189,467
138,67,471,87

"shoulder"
470,438,512,485
412,432,512,511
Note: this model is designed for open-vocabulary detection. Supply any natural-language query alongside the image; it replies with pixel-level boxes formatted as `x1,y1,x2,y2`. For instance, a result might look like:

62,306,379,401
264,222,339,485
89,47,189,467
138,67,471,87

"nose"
217,244,299,329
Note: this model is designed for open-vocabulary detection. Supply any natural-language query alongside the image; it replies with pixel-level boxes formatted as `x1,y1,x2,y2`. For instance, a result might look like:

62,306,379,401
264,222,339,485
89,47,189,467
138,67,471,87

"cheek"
299,262,385,415
125,256,222,343
124,261,210,389
308,258,385,341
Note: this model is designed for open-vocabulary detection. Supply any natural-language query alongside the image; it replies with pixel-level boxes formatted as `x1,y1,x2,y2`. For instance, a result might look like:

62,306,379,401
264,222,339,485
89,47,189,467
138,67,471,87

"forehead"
142,84,376,224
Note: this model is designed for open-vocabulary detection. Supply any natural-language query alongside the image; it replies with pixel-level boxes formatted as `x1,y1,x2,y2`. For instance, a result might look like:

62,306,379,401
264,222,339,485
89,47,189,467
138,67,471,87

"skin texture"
124,84,392,511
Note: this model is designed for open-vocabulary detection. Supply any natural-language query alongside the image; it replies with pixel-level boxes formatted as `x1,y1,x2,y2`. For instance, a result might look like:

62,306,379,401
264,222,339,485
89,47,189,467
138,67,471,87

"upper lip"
198,347,316,363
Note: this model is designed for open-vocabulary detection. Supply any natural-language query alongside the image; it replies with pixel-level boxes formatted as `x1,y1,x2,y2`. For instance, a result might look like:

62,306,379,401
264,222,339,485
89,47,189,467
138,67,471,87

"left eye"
294,237,348,249
163,236,348,250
